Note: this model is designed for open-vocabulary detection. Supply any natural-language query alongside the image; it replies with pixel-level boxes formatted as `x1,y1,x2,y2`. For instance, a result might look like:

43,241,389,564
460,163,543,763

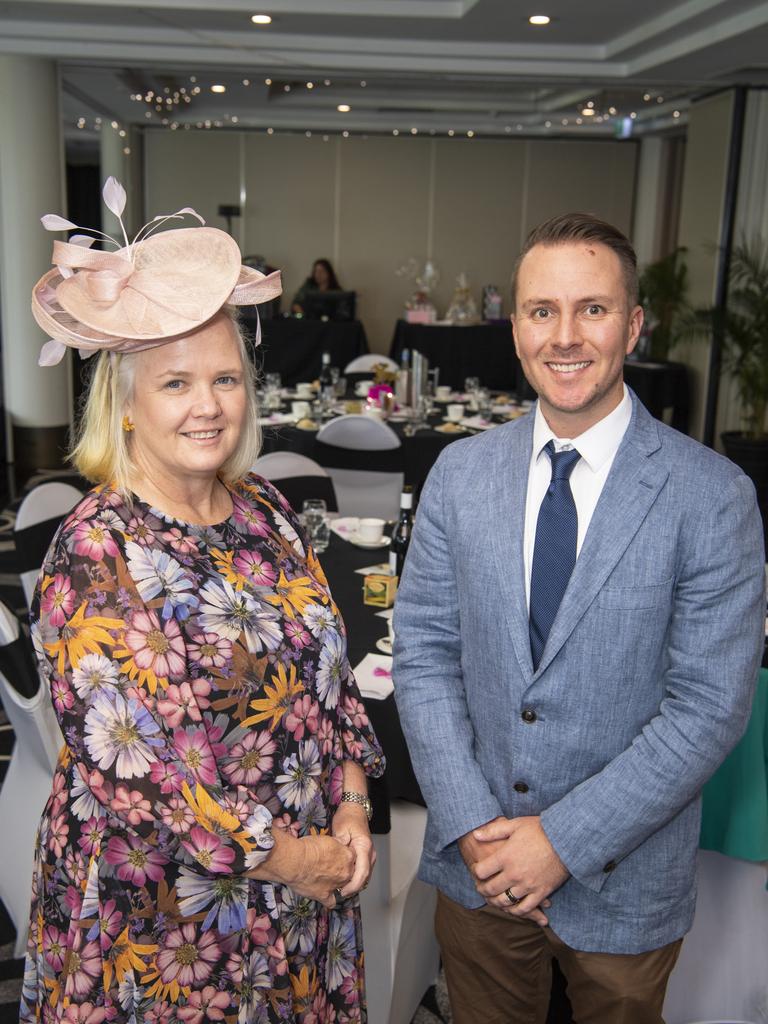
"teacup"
291,400,311,419
296,382,314,398
358,517,385,543
364,405,384,421
355,380,374,397
435,385,452,400
447,403,465,422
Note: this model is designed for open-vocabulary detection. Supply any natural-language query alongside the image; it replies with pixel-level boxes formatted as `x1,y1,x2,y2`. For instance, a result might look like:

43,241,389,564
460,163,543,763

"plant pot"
722,431,768,549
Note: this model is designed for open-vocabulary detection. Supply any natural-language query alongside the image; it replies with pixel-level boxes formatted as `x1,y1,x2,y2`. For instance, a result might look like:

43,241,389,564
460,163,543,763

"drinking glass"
301,499,330,553
476,388,492,422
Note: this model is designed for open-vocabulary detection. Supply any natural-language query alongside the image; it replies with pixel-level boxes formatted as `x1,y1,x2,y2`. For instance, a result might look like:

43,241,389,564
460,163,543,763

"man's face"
511,241,643,437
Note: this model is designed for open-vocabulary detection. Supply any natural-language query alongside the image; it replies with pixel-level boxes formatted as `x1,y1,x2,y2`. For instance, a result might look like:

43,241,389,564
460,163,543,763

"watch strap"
340,790,373,820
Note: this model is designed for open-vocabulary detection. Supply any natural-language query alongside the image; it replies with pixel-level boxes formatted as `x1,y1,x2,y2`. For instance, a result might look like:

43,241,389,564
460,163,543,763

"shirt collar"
532,385,632,473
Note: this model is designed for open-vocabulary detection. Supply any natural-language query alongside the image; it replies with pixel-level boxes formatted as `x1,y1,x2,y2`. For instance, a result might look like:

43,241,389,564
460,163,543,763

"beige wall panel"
144,130,241,234
522,140,638,240
675,90,735,442
243,134,337,309
337,138,432,354
431,138,526,316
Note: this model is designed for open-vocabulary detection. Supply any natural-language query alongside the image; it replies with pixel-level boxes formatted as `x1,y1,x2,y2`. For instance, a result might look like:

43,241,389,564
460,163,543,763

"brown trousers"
435,891,683,1024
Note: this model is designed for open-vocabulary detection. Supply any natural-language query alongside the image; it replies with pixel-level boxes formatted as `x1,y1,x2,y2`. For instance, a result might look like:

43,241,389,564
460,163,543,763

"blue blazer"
393,394,765,954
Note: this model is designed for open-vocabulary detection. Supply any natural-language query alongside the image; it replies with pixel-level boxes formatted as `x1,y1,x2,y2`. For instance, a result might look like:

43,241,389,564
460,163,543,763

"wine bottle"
389,485,414,580
319,351,334,404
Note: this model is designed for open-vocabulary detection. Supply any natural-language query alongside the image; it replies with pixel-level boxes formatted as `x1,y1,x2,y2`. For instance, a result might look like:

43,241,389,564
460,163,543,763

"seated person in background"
292,258,342,313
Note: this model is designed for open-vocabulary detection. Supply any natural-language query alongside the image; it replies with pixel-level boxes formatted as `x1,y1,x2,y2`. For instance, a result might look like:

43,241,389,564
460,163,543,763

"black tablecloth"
241,316,369,386
623,360,690,433
319,533,423,834
390,320,533,397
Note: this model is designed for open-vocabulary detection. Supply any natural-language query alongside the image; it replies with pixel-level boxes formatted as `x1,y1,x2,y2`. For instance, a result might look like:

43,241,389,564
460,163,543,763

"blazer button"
603,860,617,873
513,781,529,793
521,709,537,723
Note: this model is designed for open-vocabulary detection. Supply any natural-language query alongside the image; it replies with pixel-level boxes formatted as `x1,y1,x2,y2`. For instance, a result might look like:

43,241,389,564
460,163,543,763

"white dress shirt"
523,386,632,608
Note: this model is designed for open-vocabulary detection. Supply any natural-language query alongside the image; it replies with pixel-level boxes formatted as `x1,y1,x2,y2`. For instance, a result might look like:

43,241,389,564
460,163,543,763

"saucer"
350,534,390,549
375,637,393,654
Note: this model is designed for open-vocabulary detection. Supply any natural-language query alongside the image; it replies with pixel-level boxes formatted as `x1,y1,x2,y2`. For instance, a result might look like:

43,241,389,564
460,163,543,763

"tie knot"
545,441,581,481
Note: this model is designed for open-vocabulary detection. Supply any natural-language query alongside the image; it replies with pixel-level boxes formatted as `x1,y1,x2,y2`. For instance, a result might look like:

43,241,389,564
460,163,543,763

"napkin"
330,516,360,540
257,412,296,426
460,415,494,430
354,562,390,576
353,653,394,699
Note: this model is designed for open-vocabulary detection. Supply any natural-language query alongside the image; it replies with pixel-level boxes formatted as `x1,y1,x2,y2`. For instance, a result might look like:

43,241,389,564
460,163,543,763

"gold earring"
122,416,135,432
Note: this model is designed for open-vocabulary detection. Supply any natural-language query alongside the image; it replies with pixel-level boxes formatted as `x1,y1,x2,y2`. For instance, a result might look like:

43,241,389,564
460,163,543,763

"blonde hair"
70,311,262,496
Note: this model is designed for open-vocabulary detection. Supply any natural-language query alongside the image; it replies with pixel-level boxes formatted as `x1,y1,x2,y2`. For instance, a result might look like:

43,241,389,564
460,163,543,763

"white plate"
375,636,393,654
349,534,390,549
442,416,465,423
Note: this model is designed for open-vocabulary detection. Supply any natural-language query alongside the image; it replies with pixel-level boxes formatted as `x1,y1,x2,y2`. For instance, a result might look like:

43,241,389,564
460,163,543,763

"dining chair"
344,354,399,374
359,800,440,1024
316,415,404,519
14,481,83,608
251,452,339,512
0,599,63,957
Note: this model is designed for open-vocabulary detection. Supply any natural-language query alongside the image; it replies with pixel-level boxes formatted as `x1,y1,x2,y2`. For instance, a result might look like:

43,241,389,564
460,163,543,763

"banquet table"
623,359,690,434
241,314,369,386
389,319,532,396
318,531,423,835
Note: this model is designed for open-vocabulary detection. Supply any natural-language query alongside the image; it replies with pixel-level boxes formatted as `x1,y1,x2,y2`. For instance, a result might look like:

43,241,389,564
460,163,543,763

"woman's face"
313,262,331,289
125,313,247,486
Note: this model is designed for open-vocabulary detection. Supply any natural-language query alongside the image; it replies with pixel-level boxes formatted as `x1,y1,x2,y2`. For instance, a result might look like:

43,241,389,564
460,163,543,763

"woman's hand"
247,829,356,909
332,803,376,898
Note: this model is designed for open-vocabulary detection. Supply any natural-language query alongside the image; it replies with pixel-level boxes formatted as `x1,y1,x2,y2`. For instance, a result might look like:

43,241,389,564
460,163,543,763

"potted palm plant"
638,247,693,361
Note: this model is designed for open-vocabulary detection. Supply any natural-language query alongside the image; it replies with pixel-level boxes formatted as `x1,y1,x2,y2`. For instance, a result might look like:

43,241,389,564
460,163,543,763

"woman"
291,258,342,313
22,180,384,1023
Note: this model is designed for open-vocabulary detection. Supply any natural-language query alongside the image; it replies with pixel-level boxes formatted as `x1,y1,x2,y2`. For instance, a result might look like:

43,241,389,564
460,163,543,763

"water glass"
302,499,330,553
464,376,480,395
476,388,492,422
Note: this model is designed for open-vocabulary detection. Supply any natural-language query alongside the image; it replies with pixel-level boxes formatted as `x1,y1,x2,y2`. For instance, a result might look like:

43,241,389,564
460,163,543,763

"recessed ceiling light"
411,127,418,135
581,107,595,116
448,129,455,136
251,14,272,24
393,129,399,136
337,104,351,112
306,82,314,89
342,130,349,137
211,84,226,94
529,14,551,25
242,78,250,86
467,129,475,137
673,110,681,118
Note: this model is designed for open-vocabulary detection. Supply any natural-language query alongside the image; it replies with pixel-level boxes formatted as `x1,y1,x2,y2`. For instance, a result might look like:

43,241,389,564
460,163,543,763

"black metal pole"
702,85,747,448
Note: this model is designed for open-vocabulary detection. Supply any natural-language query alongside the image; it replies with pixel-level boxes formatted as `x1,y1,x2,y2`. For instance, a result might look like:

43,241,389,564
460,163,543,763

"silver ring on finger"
505,887,523,906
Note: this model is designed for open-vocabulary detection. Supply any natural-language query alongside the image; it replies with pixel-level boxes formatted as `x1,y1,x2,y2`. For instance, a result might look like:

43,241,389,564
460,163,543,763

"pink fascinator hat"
31,177,282,366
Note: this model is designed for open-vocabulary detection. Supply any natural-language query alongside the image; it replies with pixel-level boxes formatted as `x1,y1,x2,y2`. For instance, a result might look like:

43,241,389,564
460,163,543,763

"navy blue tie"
529,442,581,671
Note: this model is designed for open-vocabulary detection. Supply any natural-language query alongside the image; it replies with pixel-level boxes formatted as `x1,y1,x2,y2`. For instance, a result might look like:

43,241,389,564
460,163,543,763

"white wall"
144,130,638,354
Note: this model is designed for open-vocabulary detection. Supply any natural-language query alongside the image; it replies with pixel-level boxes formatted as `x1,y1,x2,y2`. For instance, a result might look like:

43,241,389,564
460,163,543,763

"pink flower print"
125,684,156,715
62,931,101,1000
144,1002,175,1024
180,826,235,874
124,608,186,682
49,813,69,858
110,784,153,825
43,924,66,972
156,680,210,728
330,763,344,806
156,922,220,988
50,770,68,813
64,884,83,916
187,632,232,671
64,494,99,530
73,519,119,561
233,549,276,588
284,694,320,741
267,934,288,976
77,816,106,856
221,730,276,787
51,675,74,715
159,795,195,834
176,986,230,1023
97,898,123,953
161,527,199,556
225,950,244,986
285,620,311,650
41,574,75,627
126,513,159,547
223,792,252,825
317,715,334,756
342,695,369,730
174,726,217,785
272,812,301,837
342,730,362,761
104,834,168,886
63,1003,108,1024
232,495,271,536
248,910,273,947
149,760,183,794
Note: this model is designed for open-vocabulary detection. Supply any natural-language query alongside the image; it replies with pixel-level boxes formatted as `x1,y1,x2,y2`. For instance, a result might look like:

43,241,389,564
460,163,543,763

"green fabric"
700,668,768,861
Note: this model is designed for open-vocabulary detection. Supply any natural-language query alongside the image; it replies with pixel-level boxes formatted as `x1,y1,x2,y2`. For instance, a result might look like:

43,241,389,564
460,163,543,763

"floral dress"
19,475,385,1024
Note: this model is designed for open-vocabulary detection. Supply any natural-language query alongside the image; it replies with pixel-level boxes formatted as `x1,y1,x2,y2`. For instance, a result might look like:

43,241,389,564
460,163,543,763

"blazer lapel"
488,416,535,679
533,399,669,679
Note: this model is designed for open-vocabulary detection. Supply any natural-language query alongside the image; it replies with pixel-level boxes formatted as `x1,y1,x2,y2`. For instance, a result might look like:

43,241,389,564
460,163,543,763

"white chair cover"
344,354,399,374
316,416,403,519
359,802,440,1024
0,602,63,957
317,415,401,452
252,452,332,480
15,481,83,607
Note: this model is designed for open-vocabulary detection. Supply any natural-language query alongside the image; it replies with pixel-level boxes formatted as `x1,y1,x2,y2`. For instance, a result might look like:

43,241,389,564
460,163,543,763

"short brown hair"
511,212,639,309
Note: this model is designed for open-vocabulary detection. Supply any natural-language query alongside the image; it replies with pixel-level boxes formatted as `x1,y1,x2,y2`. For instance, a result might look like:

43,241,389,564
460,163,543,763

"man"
393,212,765,1023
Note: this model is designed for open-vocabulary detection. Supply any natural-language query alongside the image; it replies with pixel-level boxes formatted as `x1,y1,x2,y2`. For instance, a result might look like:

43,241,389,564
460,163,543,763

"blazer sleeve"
540,471,765,892
393,453,505,850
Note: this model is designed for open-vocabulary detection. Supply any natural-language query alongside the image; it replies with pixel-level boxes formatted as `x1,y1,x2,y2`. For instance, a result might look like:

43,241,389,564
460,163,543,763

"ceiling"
3,0,768,145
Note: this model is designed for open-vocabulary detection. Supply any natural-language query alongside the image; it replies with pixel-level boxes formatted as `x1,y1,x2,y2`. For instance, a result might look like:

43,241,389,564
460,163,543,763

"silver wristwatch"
340,791,373,821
